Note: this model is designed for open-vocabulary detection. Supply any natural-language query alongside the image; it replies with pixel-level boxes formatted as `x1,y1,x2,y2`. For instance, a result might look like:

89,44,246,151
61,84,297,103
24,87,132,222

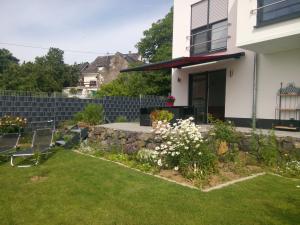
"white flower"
155,146,160,151
157,159,162,167
174,166,179,171
184,146,189,150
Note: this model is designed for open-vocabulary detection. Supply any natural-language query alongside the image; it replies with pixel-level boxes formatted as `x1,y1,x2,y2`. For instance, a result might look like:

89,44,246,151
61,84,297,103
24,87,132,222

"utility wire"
0,42,111,55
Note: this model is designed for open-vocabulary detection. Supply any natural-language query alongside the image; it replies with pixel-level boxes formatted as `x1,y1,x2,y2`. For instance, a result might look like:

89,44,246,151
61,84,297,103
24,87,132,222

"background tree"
0,48,19,74
96,8,173,97
0,48,80,92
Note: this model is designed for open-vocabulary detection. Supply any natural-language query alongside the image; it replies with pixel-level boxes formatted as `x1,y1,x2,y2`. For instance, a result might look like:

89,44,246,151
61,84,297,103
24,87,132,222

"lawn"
0,150,299,225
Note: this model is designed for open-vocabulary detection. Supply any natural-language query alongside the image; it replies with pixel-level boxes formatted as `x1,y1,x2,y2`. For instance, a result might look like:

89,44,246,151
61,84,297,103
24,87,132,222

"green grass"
0,150,299,225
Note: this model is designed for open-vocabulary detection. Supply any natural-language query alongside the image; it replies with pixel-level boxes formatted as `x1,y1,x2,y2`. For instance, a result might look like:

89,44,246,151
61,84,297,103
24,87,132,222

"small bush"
69,88,78,95
74,104,104,125
136,148,157,165
207,115,240,162
115,116,128,123
281,160,300,178
150,110,174,122
249,130,279,166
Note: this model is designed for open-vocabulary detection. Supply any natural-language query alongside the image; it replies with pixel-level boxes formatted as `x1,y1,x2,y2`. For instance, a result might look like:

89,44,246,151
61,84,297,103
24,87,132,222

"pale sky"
0,0,173,64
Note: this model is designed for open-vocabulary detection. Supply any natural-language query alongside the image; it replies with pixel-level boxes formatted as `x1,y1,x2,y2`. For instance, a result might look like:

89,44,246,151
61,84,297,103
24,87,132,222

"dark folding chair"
0,133,20,155
10,128,54,167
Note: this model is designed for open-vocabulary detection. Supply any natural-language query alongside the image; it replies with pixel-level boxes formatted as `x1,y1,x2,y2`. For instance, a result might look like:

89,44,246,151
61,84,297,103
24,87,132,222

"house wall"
101,54,129,85
172,0,255,120
82,73,98,87
236,0,300,53
256,49,300,120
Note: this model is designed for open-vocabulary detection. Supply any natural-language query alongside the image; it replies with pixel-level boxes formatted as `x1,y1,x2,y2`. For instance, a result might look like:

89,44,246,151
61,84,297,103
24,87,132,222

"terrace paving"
100,122,300,139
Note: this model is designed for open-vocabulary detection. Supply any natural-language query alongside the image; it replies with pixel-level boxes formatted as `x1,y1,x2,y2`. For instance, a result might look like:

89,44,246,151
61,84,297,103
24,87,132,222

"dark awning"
121,52,245,72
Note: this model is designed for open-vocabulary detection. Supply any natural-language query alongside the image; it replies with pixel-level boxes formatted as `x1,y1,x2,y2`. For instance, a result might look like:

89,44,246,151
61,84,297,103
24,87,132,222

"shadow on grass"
263,197,300,224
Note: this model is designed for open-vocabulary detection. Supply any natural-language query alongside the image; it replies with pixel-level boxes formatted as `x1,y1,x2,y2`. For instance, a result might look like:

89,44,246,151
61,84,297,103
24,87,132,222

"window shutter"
209,0,228,23
191,0,208,29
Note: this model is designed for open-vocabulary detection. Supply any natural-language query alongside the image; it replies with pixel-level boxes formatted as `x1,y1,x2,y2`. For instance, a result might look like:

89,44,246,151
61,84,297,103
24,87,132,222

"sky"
0,0,173,64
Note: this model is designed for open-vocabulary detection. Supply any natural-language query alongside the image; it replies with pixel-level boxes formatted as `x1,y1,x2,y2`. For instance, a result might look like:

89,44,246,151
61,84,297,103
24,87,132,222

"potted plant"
166,95,176,107
150,110,174,128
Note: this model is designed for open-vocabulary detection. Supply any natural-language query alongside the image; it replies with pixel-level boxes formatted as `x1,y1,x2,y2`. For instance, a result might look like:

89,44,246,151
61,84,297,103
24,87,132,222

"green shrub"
249,130,279,166
69,88,78,95
74,104,104,125
208,115,239,144
136,148,157,165
150,110,174,122
115,116,128,123
207,115,240,162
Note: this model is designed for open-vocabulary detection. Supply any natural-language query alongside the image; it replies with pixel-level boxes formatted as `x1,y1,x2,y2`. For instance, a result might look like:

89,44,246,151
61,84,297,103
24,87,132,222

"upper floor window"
257,0,300,26
190,0,228,56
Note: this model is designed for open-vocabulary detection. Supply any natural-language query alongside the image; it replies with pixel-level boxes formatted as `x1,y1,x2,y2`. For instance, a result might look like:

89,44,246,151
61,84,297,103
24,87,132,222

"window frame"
190,19,228,56
256,0,300,27
190,0,228,56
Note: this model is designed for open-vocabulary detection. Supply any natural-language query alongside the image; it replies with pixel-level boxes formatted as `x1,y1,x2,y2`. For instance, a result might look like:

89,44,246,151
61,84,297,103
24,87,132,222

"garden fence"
0,90,166,129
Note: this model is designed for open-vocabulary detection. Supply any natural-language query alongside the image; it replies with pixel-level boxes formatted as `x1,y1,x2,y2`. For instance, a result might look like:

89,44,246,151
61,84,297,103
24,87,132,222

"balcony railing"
252,0,300,27
78,81,99,88
187,22,230,56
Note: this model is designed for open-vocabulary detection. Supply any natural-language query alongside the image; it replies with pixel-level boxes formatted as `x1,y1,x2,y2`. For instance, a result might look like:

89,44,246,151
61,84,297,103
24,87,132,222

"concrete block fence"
0,92,166,129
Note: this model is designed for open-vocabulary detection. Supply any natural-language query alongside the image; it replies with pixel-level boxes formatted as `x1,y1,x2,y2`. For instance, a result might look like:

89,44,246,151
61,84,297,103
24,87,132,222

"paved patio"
100,123,300,139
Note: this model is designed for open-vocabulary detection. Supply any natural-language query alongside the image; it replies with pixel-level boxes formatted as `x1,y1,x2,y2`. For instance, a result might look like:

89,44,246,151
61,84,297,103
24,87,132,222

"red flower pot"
166,102,174,107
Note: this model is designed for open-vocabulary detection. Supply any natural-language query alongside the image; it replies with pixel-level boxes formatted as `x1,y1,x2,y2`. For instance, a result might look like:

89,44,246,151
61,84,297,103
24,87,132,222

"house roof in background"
78,62,89,72
82,52,140,73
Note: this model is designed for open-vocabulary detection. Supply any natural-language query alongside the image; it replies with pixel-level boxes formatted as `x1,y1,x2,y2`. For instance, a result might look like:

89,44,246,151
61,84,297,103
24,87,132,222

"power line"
0,42,111,55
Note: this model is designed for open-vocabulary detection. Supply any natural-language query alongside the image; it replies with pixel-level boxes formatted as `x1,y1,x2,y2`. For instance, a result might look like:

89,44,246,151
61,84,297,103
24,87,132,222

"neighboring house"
123,0,300,129
64,52,140,98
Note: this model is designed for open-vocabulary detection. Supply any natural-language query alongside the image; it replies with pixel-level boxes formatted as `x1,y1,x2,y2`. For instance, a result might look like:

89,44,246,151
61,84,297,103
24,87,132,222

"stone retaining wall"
89,125,300,154
90,126,161,154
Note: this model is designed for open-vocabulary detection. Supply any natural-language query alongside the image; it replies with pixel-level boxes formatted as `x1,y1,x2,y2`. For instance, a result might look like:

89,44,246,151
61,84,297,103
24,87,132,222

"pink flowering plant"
153,117,217,179
166,95,176,103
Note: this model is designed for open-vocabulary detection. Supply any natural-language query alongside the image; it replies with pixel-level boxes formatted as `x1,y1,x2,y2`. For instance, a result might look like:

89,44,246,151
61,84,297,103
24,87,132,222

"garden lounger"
0,133,20,155
10,128,54,167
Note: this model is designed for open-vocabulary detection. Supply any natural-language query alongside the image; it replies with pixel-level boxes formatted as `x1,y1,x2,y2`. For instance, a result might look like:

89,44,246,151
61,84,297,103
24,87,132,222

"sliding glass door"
189,70,226,123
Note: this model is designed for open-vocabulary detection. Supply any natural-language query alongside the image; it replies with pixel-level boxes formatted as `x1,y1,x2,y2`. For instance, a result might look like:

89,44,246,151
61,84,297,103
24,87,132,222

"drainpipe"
252,53,258,130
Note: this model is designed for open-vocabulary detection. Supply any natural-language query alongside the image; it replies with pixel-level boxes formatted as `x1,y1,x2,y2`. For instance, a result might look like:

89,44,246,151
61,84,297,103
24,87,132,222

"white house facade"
170,0,300,128
123,0,300,129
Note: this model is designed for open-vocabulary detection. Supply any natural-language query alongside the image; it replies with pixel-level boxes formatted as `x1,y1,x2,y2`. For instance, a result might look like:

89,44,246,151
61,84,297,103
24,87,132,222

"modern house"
64,52,140,98
123,0,300,129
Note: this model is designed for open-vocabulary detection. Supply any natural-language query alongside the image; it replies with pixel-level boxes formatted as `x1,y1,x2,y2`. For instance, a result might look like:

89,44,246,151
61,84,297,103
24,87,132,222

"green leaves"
0,48,80,92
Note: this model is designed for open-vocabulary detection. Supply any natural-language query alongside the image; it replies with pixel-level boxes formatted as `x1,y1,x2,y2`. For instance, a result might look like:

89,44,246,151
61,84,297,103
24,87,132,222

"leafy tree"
96,8,173,97
0,48,80,92
136,8,173,63
0,49,19,74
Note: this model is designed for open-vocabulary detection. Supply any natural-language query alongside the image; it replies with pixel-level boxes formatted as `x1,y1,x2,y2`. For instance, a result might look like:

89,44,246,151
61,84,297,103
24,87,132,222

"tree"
0,49,19,74
96,8,173,97
0,48,80,92
136,8,173,63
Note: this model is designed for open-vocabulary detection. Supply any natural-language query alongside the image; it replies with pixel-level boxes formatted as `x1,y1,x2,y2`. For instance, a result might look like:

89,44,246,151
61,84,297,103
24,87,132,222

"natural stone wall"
89,125,300,154
239,132,300,153
90,126,162,154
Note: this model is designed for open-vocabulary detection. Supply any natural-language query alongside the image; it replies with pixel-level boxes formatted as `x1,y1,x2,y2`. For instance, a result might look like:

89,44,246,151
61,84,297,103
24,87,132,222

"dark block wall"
0,94,166,128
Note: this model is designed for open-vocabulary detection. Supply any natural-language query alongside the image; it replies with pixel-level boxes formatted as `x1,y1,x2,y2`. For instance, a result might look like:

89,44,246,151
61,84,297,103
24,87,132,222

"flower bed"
81,118,300,189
